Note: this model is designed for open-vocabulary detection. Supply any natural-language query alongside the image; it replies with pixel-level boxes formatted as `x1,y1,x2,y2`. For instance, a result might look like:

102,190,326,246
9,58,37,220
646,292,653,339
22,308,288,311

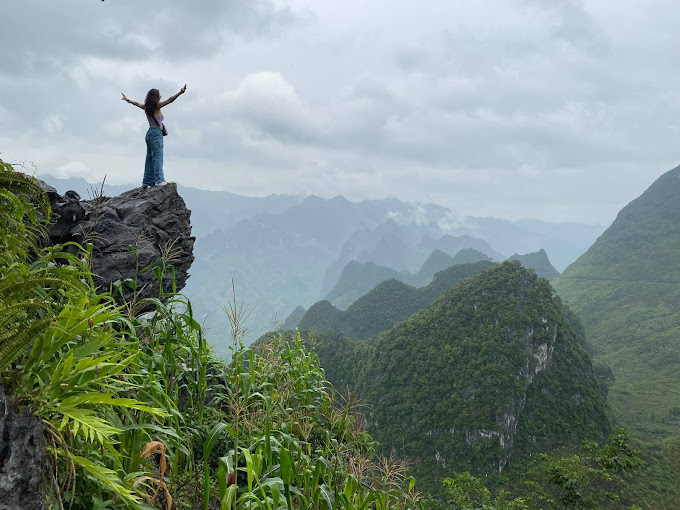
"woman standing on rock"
121,85,187,188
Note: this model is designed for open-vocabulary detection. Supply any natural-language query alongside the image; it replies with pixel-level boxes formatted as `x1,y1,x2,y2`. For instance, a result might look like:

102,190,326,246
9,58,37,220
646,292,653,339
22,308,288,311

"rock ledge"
43,183,195,302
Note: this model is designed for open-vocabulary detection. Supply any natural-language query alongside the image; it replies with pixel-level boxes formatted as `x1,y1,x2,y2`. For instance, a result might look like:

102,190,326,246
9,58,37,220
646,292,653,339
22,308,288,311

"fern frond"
0,300,50,326
0,318,51,370
0,164,50,219
0,275,88,299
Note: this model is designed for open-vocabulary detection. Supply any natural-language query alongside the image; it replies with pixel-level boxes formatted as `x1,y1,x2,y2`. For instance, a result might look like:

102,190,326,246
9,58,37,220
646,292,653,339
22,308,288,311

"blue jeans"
143,127,165,186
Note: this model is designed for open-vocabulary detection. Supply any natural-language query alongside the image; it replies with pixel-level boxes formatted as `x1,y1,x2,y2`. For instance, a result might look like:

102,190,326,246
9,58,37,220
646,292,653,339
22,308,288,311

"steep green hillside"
560,166,680,283
301,261,495,341
553,165,680,438
554,280,680,436
508,249,561,281
356,262,609,493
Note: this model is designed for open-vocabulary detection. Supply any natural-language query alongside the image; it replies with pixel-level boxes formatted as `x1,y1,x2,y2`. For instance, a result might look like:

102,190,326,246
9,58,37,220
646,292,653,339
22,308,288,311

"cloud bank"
2,0,679,223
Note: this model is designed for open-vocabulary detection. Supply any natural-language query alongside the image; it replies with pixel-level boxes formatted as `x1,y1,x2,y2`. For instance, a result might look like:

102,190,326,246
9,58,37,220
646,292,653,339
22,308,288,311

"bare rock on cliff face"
42,183,195,303
0,385,46,510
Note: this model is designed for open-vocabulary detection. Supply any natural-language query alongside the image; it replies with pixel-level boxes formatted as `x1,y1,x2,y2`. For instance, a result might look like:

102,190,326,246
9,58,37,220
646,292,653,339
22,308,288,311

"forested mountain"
325,247,553,310
358,262,608,492
507,249,561,281
414,248,491,281
554,165,680,439
284,262,609,495
300,261,496,341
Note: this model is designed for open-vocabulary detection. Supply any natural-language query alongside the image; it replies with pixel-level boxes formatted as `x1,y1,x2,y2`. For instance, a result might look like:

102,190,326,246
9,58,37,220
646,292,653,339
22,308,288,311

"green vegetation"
3,159,655,509
553,165,680,508
0,161,420,509
272,263,610,498
355,262,609,494
558,166,680,283
301,261,496,342
424,430,643,510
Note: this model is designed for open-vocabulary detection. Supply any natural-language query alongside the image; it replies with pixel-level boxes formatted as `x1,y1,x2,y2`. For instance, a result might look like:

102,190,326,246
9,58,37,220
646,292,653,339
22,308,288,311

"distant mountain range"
324,249,491,309
454,217,604,272
300,261,496,341
39,174,601,355
325,248,558,310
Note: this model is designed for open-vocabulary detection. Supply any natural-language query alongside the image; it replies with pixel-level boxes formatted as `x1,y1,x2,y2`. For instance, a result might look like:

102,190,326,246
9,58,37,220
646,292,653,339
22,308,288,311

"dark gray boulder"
0,384,46,510
42,183,195,304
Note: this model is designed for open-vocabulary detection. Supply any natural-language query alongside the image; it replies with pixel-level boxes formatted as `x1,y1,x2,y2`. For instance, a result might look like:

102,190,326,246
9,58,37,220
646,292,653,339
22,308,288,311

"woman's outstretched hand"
180,84,187,94
121,93,129,102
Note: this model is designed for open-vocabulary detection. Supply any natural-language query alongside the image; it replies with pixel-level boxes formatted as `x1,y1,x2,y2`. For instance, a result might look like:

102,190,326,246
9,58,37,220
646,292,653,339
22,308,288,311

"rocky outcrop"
42,183,195,303
0,385,46,510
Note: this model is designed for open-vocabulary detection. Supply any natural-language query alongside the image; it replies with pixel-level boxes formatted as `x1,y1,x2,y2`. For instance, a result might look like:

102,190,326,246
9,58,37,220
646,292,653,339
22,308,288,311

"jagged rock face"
0,385,46,510
42,183,195,303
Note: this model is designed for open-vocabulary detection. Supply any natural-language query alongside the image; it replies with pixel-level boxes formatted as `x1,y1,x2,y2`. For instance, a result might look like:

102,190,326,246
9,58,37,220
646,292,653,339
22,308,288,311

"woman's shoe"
155,181,168,187
142,184,152,189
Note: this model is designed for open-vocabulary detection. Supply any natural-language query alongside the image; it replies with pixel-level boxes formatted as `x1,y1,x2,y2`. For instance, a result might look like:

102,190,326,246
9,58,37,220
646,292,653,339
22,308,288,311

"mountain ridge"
300,261,496,341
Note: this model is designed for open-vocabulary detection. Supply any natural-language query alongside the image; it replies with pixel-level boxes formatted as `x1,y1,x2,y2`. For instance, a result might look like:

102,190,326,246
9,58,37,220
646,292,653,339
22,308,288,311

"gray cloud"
1,0,299,74
2,0,680,223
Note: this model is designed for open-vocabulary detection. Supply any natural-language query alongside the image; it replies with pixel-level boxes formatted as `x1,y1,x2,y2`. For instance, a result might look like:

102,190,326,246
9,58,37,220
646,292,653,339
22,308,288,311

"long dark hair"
144,89,160,116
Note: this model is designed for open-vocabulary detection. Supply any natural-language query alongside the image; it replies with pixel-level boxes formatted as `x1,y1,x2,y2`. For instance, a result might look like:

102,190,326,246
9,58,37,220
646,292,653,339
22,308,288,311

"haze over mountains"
324,247,559,311
40,174,603,354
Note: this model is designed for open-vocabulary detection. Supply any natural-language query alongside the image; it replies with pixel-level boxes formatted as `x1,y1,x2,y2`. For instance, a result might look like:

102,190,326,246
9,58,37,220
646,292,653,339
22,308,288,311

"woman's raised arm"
121,93,144,109
158,85,187,108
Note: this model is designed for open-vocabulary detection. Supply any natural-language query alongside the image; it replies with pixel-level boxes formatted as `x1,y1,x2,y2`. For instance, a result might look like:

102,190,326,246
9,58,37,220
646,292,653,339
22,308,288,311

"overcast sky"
2,0,679,224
